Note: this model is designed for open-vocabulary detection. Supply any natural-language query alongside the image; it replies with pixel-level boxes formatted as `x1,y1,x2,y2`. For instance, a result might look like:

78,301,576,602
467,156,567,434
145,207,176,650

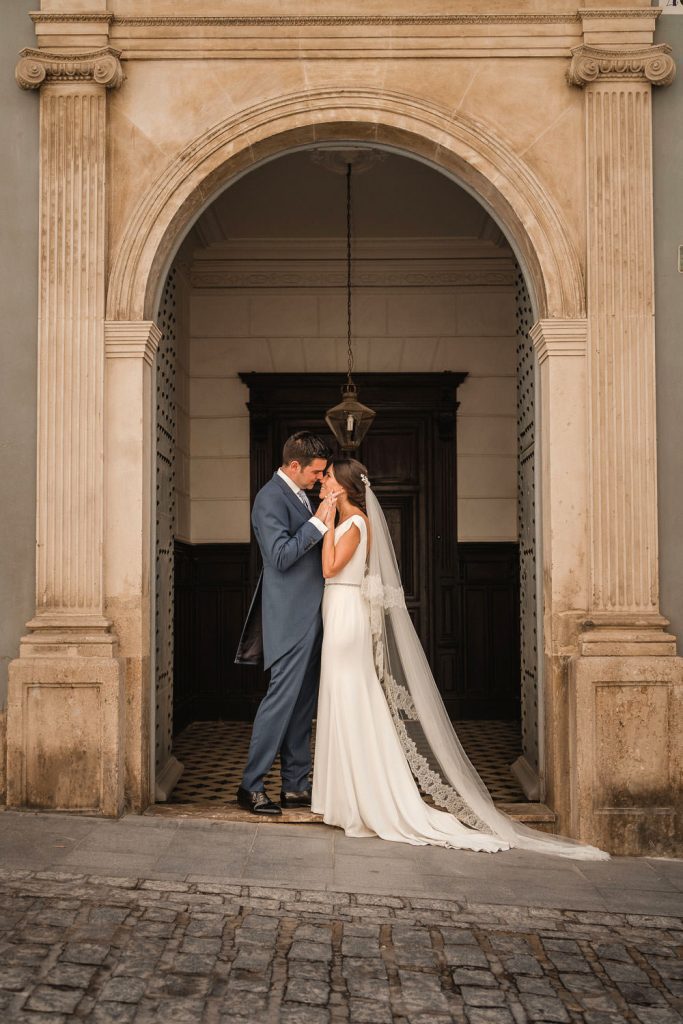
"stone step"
497,802,557,834
147,800,558,831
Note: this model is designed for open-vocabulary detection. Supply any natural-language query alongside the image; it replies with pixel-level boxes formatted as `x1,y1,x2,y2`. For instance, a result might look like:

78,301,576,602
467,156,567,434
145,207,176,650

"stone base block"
6,655,125,816
155,754,184,802
511,754,541,801
119,652,152,813
569,654,683,856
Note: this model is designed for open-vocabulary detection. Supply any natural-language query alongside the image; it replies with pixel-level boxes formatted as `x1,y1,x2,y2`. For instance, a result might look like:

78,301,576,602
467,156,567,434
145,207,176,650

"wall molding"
191,238,515,290
194,237,511,260
114,14,579,27
105,321,161,366
191,260,516,290
103,13,584,60
529,319,588,364
30,13,115,23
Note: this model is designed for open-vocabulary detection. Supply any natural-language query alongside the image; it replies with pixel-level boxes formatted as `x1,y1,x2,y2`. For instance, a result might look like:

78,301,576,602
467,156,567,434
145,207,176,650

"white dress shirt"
277,468,328,535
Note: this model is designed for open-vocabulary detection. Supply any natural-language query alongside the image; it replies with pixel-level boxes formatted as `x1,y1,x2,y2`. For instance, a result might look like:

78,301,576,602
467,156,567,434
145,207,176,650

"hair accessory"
360,472,371,488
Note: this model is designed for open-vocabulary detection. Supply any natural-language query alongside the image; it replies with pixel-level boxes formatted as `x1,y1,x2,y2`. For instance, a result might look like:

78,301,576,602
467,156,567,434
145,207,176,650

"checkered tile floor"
167,719,527,805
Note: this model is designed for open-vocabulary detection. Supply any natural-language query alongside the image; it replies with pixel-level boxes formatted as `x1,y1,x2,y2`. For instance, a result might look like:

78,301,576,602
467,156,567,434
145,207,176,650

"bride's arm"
322,523,361,578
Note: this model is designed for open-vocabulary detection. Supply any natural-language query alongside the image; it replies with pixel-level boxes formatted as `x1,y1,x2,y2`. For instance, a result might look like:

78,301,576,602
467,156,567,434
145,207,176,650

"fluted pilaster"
17,50,123,638
588,81,656,616
570,45,675,647
6,47,126,815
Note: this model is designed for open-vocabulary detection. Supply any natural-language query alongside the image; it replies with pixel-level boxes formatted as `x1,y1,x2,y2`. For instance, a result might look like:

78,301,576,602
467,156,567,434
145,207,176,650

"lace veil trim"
361,571,492,834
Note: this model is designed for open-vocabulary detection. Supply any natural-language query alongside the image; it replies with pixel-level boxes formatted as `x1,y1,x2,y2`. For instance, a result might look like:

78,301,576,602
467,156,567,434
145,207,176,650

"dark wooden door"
242,372,467,715
173,372,521,727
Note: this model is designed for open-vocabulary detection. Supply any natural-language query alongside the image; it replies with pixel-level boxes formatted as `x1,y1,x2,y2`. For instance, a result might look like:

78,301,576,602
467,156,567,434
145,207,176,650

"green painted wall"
654,11,683,644
0,2,38,707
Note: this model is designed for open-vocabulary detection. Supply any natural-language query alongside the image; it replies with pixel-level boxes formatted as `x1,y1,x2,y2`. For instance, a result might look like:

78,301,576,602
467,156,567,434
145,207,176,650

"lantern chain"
346,162,354,383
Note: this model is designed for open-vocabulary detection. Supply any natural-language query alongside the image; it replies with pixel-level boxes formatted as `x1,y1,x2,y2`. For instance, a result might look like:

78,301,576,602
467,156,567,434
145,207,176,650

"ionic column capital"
105,322,162,367
567,44,676,88
15,46,124,91
529,319,588,365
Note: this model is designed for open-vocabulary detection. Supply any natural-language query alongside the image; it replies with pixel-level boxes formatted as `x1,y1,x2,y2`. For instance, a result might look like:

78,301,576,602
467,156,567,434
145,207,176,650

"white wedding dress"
311,514,510,852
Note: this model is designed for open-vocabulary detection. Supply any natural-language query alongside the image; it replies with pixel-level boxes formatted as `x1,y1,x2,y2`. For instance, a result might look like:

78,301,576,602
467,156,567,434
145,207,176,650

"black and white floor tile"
167,720,527,806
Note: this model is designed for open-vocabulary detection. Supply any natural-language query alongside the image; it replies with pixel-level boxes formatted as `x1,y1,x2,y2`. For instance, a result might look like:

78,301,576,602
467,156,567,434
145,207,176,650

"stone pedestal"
7,48,126,815
569,655,682,856
7,657,124,814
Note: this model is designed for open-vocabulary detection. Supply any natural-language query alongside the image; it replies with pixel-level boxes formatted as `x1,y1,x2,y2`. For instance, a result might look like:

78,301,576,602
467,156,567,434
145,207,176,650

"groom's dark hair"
282,431,330,468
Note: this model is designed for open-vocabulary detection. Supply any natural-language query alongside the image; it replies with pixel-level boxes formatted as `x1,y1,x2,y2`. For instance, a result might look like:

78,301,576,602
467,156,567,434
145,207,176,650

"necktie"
298,489,312,513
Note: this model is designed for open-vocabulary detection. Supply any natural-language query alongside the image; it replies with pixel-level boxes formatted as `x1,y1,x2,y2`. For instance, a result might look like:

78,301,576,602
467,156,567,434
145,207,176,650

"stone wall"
6,0,680,849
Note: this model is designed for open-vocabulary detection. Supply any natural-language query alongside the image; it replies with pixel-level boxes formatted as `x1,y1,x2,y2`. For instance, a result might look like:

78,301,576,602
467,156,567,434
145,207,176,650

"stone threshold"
146,800,557,829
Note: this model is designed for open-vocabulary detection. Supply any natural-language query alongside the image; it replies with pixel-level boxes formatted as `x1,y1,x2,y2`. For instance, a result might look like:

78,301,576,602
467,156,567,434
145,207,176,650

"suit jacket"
235,473,325,671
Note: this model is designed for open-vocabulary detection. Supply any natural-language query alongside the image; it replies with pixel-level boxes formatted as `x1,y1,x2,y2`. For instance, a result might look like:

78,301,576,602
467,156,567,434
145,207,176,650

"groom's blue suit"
241,472,326,793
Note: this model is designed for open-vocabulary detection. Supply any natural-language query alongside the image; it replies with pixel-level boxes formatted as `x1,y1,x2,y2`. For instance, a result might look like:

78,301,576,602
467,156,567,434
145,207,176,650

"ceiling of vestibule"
190,150,512,253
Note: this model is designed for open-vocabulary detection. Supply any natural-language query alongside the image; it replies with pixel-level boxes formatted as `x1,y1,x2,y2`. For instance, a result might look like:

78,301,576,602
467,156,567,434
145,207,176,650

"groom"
235,431,334,815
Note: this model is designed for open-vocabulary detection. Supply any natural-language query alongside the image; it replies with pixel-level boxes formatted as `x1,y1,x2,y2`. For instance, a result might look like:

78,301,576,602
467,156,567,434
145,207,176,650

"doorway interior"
151,147,542,815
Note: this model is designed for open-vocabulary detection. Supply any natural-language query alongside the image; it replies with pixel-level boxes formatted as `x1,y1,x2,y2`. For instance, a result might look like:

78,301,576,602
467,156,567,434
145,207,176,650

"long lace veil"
360,477,609,860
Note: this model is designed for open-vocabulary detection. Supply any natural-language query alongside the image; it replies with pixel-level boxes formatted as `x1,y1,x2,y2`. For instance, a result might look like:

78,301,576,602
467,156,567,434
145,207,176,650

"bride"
311,457,608,860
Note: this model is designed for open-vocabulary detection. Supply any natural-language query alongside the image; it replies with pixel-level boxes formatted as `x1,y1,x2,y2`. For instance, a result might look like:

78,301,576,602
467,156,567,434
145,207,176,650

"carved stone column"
104,322,161,812
7,49,125,815
566,44,682,853
529,320,589,826
568,44,675,650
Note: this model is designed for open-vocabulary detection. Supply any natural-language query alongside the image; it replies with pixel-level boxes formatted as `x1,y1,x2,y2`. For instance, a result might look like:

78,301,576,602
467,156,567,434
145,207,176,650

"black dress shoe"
280,788,313,808
236,786,282,815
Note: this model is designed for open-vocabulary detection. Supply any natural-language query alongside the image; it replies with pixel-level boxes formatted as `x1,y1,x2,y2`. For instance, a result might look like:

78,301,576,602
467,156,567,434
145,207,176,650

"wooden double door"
174,372,520,729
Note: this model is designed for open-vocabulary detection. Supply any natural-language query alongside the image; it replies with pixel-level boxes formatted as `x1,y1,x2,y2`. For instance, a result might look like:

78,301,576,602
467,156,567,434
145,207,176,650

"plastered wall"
187,284,517,543
654,10,683,644
0,2,38,709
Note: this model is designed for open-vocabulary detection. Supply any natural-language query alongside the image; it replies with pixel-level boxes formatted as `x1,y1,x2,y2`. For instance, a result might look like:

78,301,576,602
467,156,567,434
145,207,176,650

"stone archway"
9,38,681,853
151,156,546,812
102,91,587,825
106,88,585,325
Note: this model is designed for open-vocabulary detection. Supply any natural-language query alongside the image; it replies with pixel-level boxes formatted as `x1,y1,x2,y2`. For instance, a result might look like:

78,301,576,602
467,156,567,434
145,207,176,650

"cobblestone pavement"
0,869,681,1024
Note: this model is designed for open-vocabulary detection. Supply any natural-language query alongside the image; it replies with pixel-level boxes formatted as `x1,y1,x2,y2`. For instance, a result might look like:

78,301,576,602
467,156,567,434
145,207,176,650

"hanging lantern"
325,380,376,452
325,162,376,452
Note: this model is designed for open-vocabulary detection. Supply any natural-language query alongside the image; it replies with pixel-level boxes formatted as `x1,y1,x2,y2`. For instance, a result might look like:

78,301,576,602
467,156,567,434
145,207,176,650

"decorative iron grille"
155,268,178,780
515,269,539,773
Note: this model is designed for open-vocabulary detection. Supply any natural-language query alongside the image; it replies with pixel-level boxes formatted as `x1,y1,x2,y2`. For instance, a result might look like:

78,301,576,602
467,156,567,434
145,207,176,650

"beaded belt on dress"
324,582,361,587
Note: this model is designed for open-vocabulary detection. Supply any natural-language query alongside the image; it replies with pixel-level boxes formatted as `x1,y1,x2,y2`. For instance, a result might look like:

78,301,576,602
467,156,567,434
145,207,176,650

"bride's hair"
330,458,368,514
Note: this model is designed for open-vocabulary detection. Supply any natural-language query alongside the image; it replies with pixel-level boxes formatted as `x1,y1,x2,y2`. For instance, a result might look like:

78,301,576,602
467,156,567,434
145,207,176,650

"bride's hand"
318,492,339,525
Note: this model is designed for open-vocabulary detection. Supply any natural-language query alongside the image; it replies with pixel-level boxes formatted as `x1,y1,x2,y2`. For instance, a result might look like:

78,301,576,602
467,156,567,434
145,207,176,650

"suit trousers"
241,613,322,792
